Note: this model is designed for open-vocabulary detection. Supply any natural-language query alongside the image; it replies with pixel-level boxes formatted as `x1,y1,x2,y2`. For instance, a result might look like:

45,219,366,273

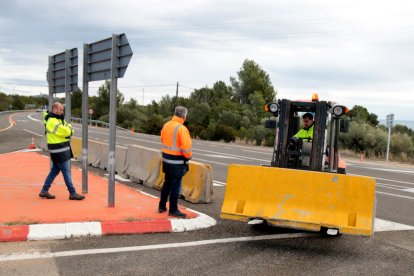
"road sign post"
81,33,133,207
386,113,394,162
82,44,89,193
89,109,93,126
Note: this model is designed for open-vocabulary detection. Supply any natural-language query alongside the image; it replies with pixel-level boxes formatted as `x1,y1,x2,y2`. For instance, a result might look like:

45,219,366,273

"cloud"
0,0,413,120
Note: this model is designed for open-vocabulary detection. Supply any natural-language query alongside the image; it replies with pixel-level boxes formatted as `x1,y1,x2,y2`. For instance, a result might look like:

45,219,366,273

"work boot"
69,192,85,200
39,191,55,199
158,206,167,213
168,210,187,218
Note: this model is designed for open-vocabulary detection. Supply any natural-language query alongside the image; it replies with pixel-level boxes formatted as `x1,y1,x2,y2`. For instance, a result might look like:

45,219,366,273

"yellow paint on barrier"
221,165,376,236
155,161,214,203
70,137,82,159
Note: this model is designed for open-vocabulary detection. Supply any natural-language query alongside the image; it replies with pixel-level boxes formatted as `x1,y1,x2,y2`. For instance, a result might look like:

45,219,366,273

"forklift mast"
265,96,348,173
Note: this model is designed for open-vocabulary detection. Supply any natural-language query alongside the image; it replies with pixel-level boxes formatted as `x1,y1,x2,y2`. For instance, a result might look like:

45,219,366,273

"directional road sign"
47,48,78,93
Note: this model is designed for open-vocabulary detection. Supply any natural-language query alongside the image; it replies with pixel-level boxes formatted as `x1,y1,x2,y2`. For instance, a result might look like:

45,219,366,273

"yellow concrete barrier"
221,165,376,236
70,137,82,159
155,161,214,203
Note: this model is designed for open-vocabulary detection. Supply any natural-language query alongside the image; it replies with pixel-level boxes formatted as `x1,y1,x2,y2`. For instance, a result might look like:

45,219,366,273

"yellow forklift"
221,95,376,236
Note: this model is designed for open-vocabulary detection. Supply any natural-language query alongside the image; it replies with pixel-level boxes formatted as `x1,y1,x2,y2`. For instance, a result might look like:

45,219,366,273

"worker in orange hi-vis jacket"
159,106,192,218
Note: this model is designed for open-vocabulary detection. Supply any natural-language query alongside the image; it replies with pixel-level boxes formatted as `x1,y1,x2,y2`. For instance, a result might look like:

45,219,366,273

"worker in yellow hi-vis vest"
39,102,85,200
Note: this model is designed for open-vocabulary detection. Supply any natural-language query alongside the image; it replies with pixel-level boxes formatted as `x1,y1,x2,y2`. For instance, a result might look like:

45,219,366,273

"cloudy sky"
1,0,413,120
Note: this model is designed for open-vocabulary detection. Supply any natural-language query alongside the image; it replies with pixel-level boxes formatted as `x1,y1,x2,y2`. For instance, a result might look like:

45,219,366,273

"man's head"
302,112,314,129
174,106,188,120
52,102,64,116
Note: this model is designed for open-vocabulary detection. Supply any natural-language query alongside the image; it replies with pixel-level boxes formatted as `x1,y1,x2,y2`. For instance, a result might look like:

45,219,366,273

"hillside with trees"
1,59,413,162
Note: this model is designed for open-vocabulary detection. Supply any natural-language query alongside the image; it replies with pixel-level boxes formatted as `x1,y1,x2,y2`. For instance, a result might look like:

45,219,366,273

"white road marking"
23,129,43,137
27,114,41,122
0,233,313,262
374,177,414,187
192,158,228,166
374,218,414,232
404,188,414,193
104,174,131,182
213,181,225,187
204,154,242,160
69,126,270,162
242,149,273,155
1,217,413,262
377,183,411,191
348,164,414,175
376,191,414,200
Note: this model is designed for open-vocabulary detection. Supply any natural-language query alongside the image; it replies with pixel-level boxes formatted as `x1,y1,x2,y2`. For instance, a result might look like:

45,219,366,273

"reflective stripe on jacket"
44,112,74,163
294,123,314,141
161,115,192,164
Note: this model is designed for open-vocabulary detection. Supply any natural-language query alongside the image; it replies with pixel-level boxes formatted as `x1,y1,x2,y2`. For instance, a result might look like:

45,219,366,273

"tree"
348,105,378,126
92,80,124,120
230,59,276,105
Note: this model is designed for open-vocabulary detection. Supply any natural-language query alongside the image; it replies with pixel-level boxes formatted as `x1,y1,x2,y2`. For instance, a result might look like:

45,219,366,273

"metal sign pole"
64,50,71,122
386,125,391,162
108,34,120,208
48,56,53,111
82,43,89,193
385,113,394,163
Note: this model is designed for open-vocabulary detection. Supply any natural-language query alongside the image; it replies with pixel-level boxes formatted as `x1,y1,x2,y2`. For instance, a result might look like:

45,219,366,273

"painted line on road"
377,182,412,190
403,188,414,193
23,129,43,137
0,233,314,262
192,158,228,166
348,163,414,175
374,177,414,187
242,149,273,155
0,115,16,132
104,174,131,182
213,181,225,187
27,114,41,122
376,191,414,200
375,218,414,232
70,126,269,163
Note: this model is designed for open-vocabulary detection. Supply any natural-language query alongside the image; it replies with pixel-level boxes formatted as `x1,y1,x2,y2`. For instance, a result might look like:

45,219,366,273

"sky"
0,0,413,120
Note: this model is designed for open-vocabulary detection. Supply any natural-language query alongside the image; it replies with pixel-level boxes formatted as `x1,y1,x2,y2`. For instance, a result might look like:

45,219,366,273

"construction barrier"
70,137,82,159
155,161,214,203
99,144,128,177
124,145,162,188
37,136,213,204
221,165,376,236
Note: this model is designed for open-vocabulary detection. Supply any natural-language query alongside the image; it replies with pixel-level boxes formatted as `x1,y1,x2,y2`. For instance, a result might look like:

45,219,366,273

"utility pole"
176,82,179,98
142,88,144,105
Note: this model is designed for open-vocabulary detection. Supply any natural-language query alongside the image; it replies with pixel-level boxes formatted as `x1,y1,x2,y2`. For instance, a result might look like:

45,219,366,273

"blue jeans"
41,160,76,194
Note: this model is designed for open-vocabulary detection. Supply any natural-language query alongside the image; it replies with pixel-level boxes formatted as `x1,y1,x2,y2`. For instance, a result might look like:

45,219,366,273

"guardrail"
0,110,35,115
70,117,129,132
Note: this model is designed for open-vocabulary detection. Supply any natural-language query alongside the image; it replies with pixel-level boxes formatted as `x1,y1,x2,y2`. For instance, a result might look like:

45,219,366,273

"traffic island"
0,151,216,242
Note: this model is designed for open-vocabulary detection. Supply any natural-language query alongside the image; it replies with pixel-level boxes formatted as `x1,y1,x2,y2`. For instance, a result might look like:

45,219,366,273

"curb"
0,210,216,242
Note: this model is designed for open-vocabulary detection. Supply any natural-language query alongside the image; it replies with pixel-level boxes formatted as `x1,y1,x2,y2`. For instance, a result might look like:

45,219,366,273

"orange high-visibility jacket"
161,115,192,164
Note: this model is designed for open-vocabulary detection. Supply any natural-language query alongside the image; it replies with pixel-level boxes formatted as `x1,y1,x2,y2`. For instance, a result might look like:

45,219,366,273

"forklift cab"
265,94,348,174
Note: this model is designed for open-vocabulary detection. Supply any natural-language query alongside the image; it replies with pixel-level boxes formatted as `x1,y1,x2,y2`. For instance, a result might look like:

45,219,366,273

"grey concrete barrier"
124,145,162,188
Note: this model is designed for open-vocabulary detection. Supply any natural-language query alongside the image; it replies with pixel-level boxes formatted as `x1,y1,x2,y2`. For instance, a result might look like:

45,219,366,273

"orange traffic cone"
28,136,36,149
359,153,364,163
131,127,135,137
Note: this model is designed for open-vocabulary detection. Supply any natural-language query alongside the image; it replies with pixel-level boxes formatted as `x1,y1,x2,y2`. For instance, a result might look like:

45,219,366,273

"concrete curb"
0,209,217,242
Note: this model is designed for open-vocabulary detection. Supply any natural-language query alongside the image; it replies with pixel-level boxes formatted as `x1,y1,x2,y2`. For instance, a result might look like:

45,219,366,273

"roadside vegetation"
1,59,413,162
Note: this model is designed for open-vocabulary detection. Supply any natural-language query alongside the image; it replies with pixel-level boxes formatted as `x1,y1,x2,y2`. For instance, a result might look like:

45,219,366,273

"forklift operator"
294,112,314,141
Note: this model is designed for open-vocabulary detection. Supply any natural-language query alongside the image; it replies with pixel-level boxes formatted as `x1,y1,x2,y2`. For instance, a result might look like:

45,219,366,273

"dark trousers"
159,163,187,212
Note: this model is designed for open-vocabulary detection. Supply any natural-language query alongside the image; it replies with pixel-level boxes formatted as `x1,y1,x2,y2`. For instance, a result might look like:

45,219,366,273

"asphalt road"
1,112,413,275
